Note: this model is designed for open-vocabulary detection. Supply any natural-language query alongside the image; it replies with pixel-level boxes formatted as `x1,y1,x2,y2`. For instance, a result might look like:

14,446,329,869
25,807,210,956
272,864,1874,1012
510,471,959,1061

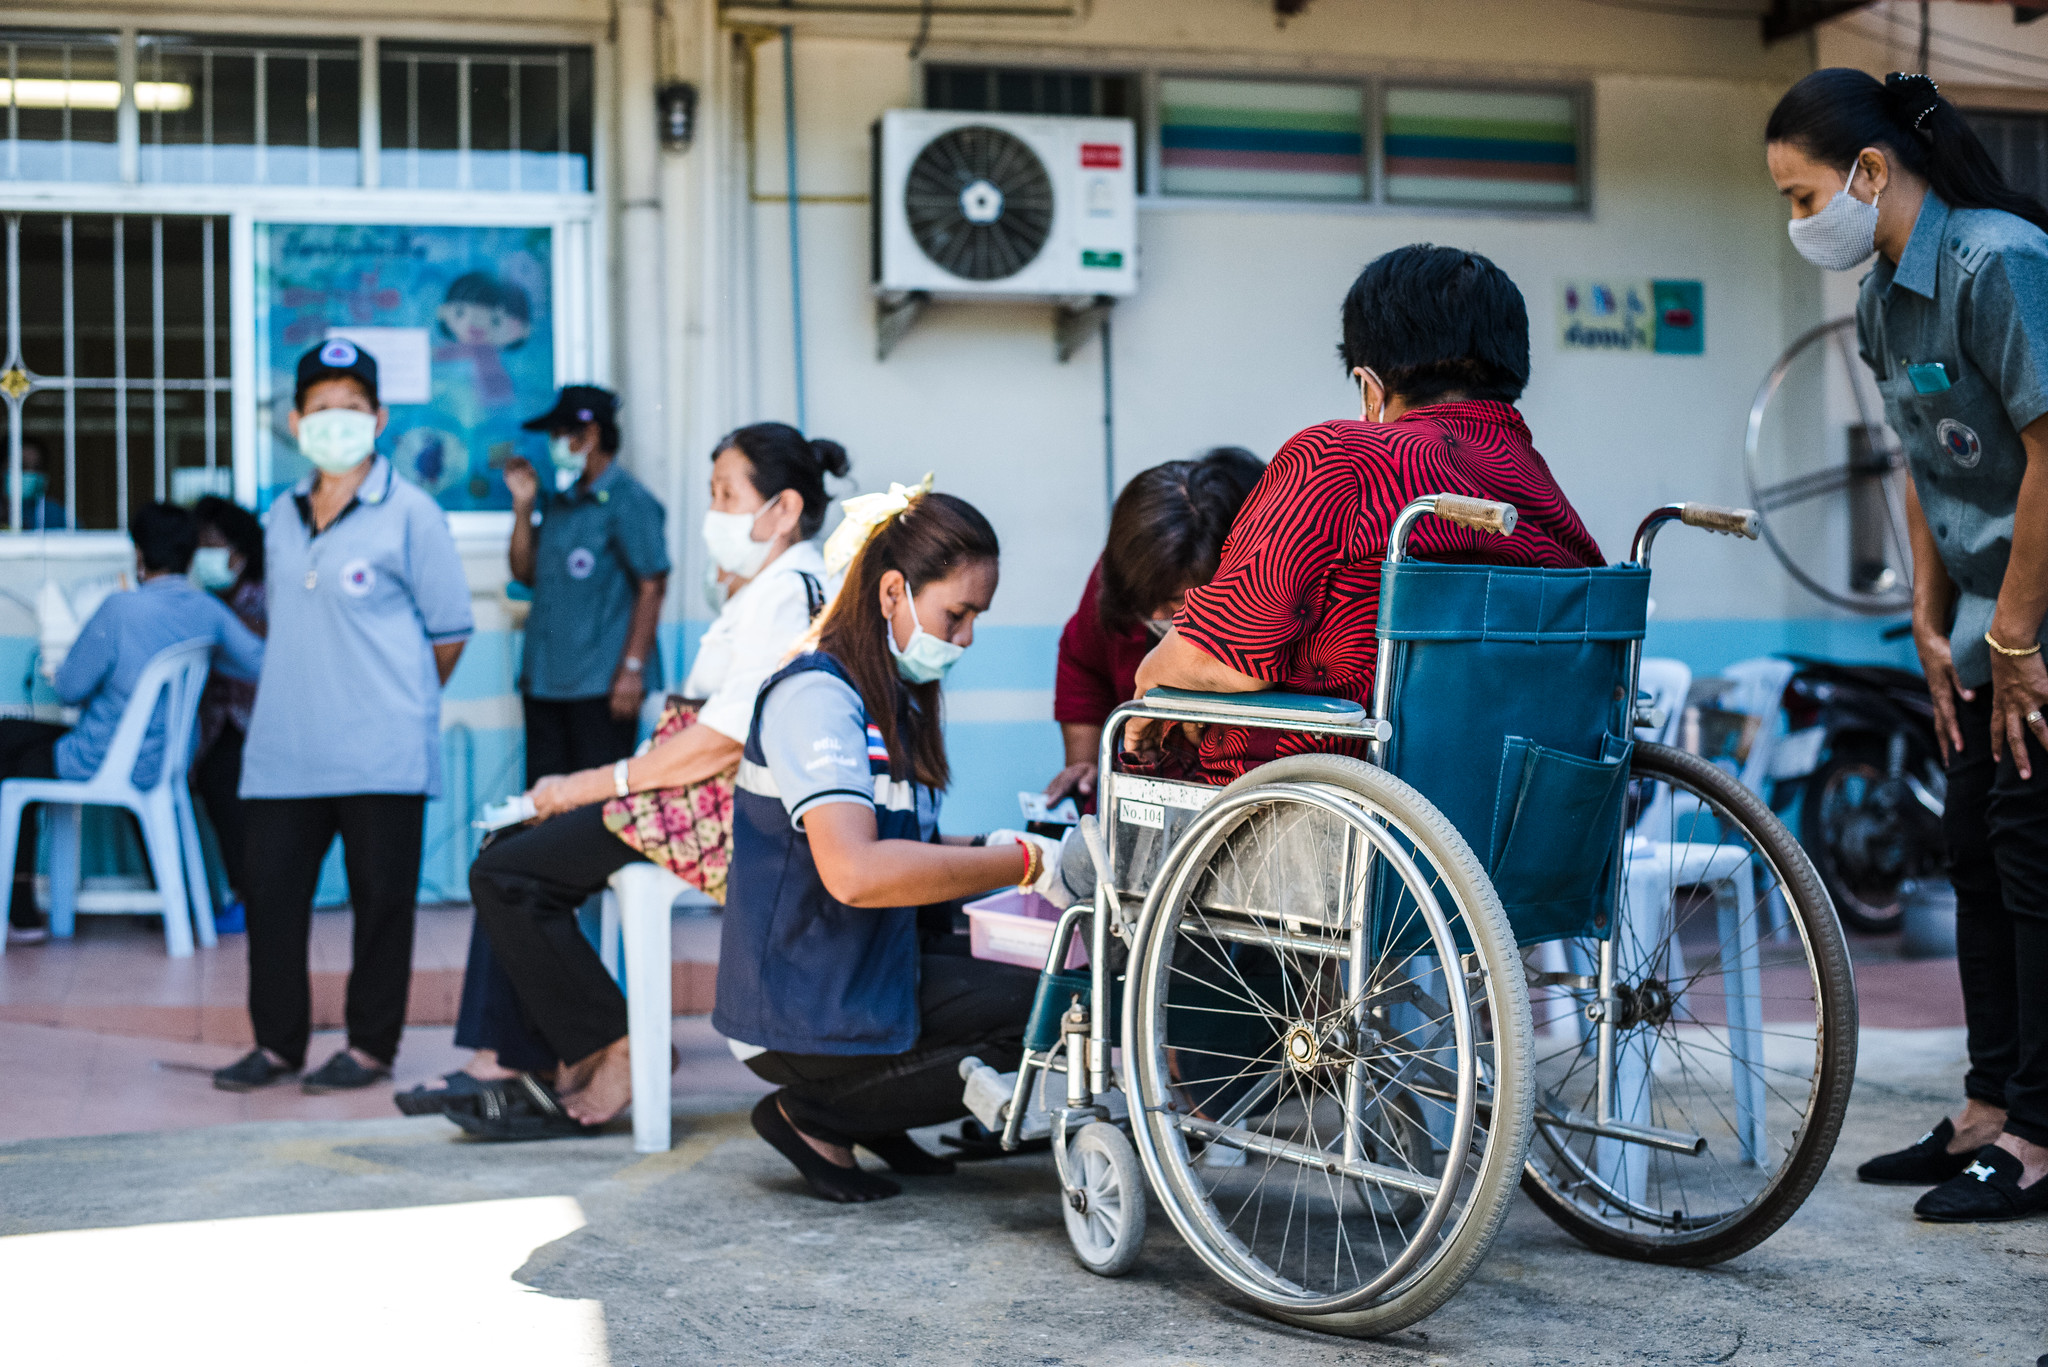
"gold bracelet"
1985,630,2043,659
1016,841,1042,890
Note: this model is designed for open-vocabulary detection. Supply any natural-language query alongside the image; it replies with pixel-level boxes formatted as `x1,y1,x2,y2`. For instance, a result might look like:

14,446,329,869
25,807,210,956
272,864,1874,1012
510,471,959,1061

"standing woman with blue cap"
213,339,475,1094
1768,69,2048,1222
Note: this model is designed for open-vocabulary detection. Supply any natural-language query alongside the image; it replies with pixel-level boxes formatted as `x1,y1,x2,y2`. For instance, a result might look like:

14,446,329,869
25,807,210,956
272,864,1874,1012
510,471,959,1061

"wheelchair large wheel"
1122,754,1533,1336
1519,742,1857,1264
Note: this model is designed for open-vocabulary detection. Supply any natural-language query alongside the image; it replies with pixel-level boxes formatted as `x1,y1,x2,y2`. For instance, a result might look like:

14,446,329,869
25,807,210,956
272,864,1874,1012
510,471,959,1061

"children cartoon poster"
255,223,556,511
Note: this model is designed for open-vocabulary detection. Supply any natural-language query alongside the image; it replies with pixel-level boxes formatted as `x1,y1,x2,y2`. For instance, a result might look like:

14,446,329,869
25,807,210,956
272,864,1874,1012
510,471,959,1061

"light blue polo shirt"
240,456,475,799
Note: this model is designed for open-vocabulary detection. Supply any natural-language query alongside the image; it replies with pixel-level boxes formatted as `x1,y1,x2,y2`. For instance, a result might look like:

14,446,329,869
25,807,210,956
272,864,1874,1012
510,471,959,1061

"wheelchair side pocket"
1488,733,1632,943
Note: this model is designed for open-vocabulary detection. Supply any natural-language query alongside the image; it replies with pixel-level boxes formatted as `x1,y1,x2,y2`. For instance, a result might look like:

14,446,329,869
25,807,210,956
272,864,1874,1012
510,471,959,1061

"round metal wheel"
1744,316,1913,615
1061,1122,1146,1277
1519,742,1858,1264
1122,754,1532,1337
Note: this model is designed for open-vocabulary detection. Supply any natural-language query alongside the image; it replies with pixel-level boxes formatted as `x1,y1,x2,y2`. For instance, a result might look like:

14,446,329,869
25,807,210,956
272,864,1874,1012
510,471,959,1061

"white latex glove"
986,828,1071,906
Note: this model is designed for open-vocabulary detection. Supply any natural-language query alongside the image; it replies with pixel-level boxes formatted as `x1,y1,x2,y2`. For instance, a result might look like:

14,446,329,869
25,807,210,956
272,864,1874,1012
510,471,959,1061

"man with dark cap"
214,338,474,1094
395,384,669,1111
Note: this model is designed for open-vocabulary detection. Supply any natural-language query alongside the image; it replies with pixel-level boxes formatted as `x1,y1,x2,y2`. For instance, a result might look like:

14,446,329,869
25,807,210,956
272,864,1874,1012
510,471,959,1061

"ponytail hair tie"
1886,71,1942,132
822,472,934,574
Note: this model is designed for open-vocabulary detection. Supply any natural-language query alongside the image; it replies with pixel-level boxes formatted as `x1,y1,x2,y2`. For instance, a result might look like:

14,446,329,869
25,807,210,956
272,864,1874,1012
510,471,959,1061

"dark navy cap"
522,384,617,432
295,337,380,406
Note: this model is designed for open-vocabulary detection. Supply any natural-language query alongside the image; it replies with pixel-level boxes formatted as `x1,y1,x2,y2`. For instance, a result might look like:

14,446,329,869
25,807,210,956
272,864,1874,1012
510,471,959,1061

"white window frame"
0,15,611,549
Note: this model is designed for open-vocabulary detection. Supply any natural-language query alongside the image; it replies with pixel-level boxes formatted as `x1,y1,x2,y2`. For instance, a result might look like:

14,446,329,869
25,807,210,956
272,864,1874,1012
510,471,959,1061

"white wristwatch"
613,759,631,798
622,655,644,674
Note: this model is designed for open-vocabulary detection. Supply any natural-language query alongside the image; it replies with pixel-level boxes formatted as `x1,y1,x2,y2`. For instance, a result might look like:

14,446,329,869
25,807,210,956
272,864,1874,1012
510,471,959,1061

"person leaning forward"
213,339,474,1095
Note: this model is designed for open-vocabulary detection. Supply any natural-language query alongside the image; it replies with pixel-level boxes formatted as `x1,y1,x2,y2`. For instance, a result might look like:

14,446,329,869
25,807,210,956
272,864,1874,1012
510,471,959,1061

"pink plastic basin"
964,888,1088,970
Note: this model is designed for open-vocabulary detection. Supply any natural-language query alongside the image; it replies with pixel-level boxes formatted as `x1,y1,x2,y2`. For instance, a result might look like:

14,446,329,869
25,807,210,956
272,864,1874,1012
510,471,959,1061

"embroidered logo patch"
566,547,596,580
1936,417,1982,468
319,338,360,367
340,558,376,597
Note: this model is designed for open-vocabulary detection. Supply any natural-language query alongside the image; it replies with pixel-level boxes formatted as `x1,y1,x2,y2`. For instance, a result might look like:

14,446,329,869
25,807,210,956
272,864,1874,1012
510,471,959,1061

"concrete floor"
2,1026,2043,1366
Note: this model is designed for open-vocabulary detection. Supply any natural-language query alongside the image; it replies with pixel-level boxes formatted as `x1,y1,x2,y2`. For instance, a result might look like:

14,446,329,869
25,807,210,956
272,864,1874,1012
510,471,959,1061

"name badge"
1907,362,1951,394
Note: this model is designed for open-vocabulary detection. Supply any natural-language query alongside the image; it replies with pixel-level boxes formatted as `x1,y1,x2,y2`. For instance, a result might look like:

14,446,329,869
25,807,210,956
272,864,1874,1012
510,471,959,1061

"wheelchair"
967,495,1858,1336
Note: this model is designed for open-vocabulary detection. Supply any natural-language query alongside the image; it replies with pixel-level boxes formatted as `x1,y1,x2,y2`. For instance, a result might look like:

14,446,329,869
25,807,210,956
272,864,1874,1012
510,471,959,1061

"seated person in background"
1043,447,1264,811
190,495,270,932
1130,244,1604,781
3,502,264,943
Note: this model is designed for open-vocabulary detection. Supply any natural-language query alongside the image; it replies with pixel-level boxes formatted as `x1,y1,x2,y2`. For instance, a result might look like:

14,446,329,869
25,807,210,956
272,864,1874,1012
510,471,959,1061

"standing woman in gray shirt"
1768,69,2048,1223
212,341,475,1095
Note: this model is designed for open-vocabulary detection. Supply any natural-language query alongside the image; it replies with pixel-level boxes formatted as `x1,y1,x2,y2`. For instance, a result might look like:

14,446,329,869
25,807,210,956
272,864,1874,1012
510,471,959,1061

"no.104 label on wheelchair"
1119,799,1165,830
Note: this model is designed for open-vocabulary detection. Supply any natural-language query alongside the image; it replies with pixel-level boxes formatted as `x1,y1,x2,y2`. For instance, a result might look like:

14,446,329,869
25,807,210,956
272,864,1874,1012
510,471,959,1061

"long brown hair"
816,491,999,789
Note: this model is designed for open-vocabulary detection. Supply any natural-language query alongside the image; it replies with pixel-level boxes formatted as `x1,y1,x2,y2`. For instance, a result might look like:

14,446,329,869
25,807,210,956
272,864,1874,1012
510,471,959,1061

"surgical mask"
191,546,238,590
548,435,586,492
886,598,965,685
702,506,775,579
296,409,377,474
1142,617,1172,641
1787,162,1881,272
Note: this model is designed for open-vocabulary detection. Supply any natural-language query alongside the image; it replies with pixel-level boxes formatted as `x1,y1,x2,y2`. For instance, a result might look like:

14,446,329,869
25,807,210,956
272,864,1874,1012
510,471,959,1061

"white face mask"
296,408,377,474
886,592,965,685
702,504,776,579
191,546,238,590
548,435,587,492
1787,161,1882,272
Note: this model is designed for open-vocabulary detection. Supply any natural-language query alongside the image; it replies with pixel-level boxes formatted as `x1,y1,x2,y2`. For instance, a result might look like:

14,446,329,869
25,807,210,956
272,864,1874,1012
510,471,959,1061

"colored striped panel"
1383,87,1582,209
1160,77,1365,200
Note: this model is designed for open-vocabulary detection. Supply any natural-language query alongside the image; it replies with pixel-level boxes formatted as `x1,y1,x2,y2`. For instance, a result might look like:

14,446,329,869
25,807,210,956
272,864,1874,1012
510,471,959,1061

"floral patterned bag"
601,699,734,903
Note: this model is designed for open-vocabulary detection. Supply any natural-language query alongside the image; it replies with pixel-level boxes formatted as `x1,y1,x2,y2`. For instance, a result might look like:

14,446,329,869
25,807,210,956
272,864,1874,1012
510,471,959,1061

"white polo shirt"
240,456,475,799
681,540,833,743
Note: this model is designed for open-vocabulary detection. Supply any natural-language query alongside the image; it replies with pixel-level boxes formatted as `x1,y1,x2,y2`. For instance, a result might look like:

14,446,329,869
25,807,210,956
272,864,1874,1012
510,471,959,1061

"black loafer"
1914,1145,2048,1223
302,1051,393,1094
213,1049,298,1092
1857,1117,1975,1186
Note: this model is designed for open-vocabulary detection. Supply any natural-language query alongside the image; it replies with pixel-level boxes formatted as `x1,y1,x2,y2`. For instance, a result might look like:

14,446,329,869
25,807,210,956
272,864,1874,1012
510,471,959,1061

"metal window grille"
0,212,230,531
1,28,121,183
379,42,592,194
137,34,361,187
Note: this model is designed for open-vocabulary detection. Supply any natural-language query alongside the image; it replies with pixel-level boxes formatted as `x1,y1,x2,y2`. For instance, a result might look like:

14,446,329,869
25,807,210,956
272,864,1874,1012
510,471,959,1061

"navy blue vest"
712,652,928,1056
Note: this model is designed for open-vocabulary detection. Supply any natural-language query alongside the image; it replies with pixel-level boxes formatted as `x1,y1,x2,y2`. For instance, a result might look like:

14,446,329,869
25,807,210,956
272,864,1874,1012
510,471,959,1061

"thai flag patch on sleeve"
865,723,890,764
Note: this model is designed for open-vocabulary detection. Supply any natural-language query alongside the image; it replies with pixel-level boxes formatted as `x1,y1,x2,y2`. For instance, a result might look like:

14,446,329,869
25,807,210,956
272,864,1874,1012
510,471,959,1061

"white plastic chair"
0,639,216,958
598,862,688,1153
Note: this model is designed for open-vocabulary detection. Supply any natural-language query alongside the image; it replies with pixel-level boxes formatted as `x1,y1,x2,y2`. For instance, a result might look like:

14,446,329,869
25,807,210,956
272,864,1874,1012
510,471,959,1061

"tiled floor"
0,904,723,1046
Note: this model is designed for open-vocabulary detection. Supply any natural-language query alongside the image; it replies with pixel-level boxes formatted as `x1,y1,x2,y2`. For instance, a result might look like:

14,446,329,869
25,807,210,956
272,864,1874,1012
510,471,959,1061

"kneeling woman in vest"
718,487,1061,1203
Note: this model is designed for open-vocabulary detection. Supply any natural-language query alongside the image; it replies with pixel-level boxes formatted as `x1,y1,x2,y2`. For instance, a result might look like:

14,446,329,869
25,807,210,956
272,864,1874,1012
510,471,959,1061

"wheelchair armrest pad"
1142,687,1369,723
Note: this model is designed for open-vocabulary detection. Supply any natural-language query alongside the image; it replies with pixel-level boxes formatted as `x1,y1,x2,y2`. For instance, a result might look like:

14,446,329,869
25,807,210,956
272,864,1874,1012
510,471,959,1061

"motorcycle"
1774,651,1946,934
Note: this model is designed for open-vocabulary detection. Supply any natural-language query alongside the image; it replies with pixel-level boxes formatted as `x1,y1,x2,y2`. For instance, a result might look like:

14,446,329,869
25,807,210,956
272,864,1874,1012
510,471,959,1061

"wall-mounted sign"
1558,278,1703,355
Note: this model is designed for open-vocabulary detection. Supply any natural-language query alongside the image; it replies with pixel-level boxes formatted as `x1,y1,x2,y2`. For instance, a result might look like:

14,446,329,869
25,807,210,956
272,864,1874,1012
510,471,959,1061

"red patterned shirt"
1175,401,1602,779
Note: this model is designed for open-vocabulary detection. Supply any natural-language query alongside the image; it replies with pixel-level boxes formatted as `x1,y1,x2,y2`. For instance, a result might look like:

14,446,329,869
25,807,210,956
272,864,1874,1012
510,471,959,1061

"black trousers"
468,802,644,1067
745,953,1038,1142
1947,690,2048,1148
243,794,426,1069
193,723,249,896
453,695,640,1072
0,720,63,928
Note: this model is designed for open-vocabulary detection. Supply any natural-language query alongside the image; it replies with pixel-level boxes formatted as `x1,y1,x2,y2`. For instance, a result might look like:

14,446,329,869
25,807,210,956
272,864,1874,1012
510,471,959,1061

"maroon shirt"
1054,559,1153,729
1176,402,1602,780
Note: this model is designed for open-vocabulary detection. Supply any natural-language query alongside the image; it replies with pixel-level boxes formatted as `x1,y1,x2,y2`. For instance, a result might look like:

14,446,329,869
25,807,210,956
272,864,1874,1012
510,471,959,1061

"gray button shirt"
1858,193,2048,687
520,459,670,699
241,456,475,799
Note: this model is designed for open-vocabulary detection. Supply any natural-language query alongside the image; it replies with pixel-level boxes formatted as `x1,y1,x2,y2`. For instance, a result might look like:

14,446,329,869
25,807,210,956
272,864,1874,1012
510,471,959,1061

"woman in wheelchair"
714,485,1066,1203
1130,244,1602,774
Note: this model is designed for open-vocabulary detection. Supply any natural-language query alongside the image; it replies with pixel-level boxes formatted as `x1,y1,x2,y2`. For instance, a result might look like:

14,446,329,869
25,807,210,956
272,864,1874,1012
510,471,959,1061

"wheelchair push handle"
1430,494,1519,536
1677,502,1760,539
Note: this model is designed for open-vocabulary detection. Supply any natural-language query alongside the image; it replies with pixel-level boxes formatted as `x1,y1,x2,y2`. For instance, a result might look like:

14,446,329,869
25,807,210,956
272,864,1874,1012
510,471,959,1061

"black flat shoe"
1857,1117,1975,1186
213,1049,298,1092
393,1071,491,1116
1915,1145,2048,1223
445,1074,604,1142
751,1094,900,1203
302,1051,392,1094
938,1117,1052,1161
858,1132,956,1176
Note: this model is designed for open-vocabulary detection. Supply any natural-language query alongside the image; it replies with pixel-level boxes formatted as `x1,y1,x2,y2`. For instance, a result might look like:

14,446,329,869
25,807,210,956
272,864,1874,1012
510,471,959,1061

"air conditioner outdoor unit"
873,110,1137,299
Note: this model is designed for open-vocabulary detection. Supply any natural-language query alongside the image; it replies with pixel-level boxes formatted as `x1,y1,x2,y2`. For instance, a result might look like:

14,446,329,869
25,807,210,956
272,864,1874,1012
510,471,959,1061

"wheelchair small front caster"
1062,1122,1145,1277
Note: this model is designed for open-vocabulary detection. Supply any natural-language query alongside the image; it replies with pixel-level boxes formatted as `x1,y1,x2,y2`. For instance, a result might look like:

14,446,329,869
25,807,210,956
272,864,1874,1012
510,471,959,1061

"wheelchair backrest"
1377,560,1649,946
